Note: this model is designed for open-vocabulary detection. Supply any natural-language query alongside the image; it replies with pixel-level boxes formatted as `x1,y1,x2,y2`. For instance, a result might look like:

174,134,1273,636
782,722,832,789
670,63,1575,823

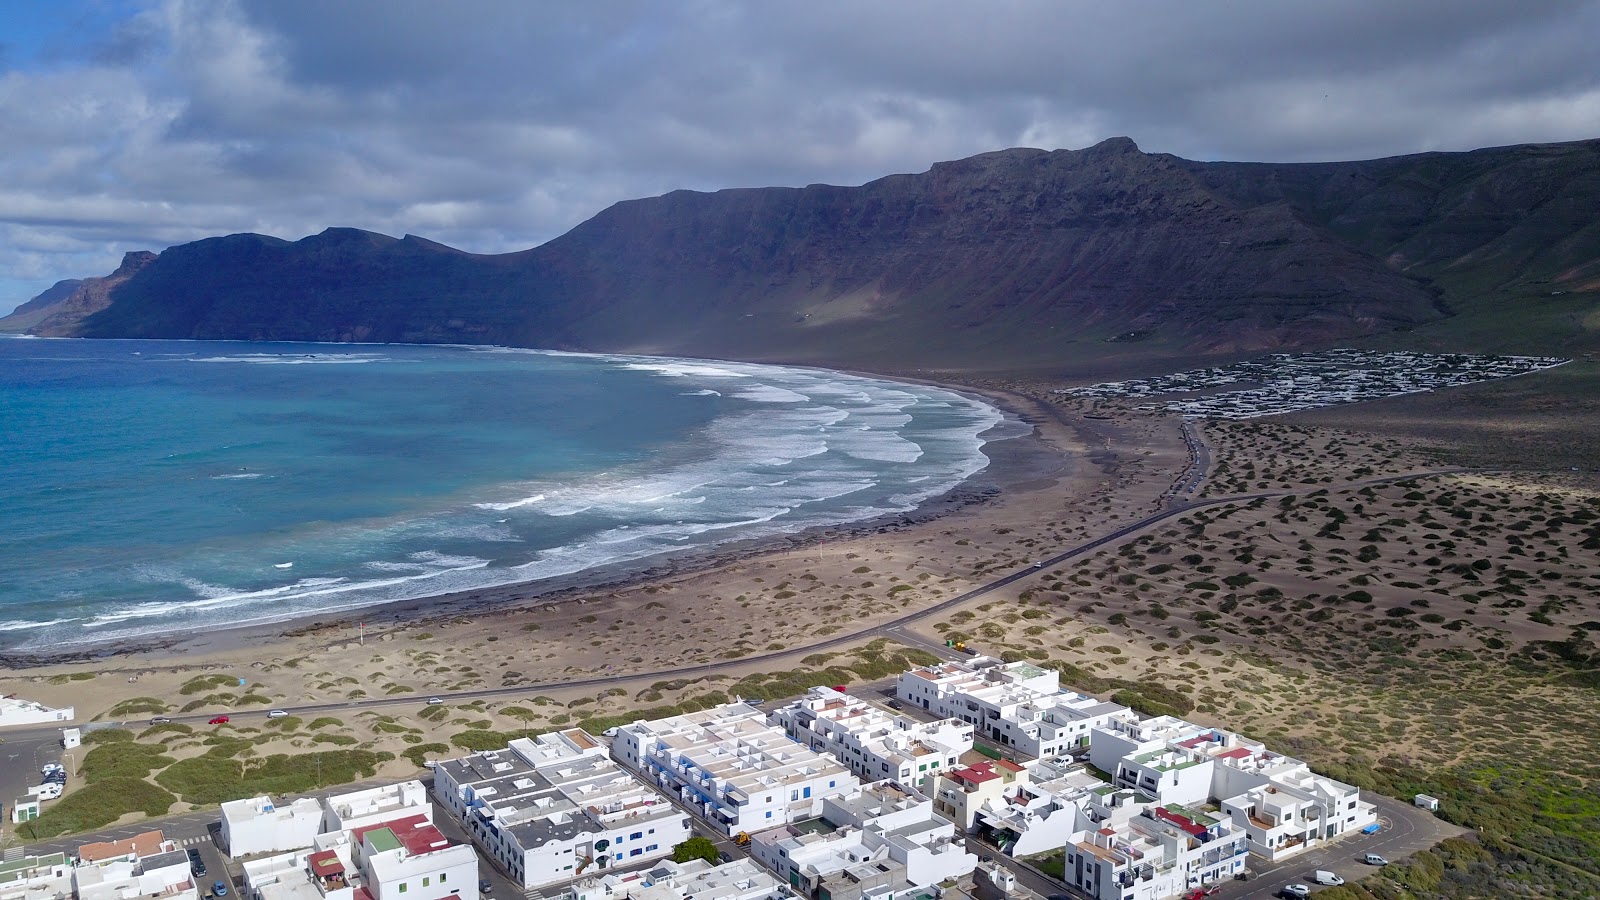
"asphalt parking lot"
0,731,66,825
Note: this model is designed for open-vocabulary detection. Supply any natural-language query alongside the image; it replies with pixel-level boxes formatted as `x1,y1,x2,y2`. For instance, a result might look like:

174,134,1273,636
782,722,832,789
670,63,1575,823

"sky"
3,0,1599,314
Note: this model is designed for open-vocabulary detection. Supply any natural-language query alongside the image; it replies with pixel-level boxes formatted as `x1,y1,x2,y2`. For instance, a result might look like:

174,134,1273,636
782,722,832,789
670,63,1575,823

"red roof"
353,887,376,900
1217,748,1252,760
308,849,345,876
996,759,1026,773
1154,807,1208,838
952,764,1000,785
355,813,451,856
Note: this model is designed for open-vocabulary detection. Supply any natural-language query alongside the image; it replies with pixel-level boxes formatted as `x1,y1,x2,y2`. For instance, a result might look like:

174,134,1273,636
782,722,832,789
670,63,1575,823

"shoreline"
0,371,1068,670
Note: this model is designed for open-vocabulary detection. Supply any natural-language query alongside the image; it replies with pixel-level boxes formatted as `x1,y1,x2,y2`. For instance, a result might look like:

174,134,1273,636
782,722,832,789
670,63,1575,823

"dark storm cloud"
3,0,1598,310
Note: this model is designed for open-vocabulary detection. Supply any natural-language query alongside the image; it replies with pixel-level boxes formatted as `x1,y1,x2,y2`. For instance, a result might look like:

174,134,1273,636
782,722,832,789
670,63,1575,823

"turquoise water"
0,338,1013,649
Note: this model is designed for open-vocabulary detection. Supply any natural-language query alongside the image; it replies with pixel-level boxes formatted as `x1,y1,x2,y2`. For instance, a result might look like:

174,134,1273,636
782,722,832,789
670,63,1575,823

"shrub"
19,778,176,839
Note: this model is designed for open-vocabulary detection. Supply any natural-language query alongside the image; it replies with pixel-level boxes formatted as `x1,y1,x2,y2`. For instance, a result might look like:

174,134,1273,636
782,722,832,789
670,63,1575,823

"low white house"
0,697,74,729
75,850,197,900
573,858,789,900
222,796,324,858
749,781,976,900
0,853,73,900
1062,803,1250,900
243,844,357,900
324,781,432,834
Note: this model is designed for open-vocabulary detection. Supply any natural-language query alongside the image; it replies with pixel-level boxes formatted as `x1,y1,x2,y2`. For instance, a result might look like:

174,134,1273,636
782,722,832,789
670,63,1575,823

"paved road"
0,732,65,819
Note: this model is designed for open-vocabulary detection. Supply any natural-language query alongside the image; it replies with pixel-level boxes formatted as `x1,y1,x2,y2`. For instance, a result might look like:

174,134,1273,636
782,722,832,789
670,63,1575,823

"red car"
1182,889,1221,900
208,715,231,725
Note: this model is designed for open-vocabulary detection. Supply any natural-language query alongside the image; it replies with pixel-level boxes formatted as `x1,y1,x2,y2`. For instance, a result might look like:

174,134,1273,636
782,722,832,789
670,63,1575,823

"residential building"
573,858,789,900
352,815,477,900
749,781,976,900
78,832,175,865
324,781,432,834
434,730,689,888
768,687,972,786
0,697,73,729
613,703,859,838
924,760,1028,832
971,761,1103,856
1087,716,1203,781
1062,803,1250,900
75,850,196,900
896,660,1130,759
0,853,72,900
222,796,325,858
242,844,358,900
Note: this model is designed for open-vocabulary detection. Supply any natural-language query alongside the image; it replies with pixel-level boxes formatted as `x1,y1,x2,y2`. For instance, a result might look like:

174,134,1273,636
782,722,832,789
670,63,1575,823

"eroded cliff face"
9,137,1596,370
3,252,157,335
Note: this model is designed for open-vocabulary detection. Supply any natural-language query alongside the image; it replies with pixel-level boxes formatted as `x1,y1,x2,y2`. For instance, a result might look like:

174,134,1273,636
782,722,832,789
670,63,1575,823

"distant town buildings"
768,686,973,787
0,696,74,729
1064,348,1571,419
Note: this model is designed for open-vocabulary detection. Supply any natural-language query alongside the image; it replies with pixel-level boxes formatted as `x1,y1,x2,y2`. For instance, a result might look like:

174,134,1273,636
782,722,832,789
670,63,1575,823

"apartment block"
971,760,1105,856
896,659,1130,759
749,782,976,900
768,687,972,787
613,703,859,838
434,730,689,887
1063,803,1250,900
75,849,196,900
242,841,358,900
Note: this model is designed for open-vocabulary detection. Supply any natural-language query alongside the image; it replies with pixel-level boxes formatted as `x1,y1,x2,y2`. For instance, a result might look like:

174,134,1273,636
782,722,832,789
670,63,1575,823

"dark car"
478,880,492,893
213,881,230,897
188,849,207,877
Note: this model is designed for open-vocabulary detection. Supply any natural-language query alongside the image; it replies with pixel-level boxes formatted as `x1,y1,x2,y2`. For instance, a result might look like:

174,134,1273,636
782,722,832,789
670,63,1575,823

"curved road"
2,466,1465,737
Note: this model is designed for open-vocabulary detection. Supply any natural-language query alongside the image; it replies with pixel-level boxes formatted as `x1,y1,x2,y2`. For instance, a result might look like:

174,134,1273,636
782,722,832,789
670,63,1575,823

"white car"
1277,886,1310,900
266,709,289,718
426,697,444,705
1363,853,1389,866
1313,870,1345,886
602,726,620,738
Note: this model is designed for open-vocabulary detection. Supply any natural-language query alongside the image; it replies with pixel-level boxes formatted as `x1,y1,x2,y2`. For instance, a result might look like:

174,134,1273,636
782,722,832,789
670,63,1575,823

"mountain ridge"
7,136,1597,370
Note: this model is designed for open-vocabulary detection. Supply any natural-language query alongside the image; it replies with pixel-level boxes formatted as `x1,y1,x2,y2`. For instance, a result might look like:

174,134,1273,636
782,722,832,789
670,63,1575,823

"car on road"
41,763,62,774
478,880,492,895
208,715,230,725
1313,870,1345,886
266,709,289,718
1363,853,1389,866
1277,885,1310,899
887,699,903,710
1182,889,1221,899
45,770,66,784
188,849,206,877
212,881,230,898
978,855,992,863
150,716,172,724
427,697,444,705
603,727,620,738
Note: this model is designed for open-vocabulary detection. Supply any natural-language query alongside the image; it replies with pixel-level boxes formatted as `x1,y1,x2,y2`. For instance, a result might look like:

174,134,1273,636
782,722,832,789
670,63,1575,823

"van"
1363,853,1388,866
1312,871,1344,886
32,783,63,801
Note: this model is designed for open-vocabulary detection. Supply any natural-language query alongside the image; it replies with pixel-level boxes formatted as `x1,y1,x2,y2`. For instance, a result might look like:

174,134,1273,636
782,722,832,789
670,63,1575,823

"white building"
573,858,789,900
434,729,690,888
222,796,325,859
749,781,976,900
0,697,74,729
768,687,972,787
1063,803,1250,900
353,815,477,900
242,844,357,900
1087,716,1204,781
896,660,1130,759
613,703,859,838
0,853,73,900
971,761,1104,856
324,781,432,834
75,850,197,900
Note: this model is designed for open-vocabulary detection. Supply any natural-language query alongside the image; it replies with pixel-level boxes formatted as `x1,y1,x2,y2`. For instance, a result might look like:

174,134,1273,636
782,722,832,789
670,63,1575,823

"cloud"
2,0,1598,312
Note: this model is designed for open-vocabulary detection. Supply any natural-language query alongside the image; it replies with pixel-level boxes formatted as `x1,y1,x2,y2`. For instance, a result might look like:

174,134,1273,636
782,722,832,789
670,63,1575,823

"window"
630,849,643,857
630,832,643,841
791,790,799,801
440,875,447,883
802,787,811,799
829,780,836,788
399,886,408,894
423,879,431,888
766,811,774,819
646,845,658,852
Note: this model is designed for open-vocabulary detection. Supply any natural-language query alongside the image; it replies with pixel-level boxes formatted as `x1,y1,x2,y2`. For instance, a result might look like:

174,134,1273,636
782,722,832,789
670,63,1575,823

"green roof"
0,854,68,885
365,827,402,854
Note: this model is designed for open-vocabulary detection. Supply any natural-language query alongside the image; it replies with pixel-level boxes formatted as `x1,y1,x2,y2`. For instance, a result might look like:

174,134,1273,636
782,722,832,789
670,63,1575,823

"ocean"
0,337,1018,650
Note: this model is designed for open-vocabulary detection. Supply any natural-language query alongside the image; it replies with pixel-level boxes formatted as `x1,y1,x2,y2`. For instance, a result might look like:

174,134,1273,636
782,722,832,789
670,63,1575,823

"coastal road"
39,467,1474,736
